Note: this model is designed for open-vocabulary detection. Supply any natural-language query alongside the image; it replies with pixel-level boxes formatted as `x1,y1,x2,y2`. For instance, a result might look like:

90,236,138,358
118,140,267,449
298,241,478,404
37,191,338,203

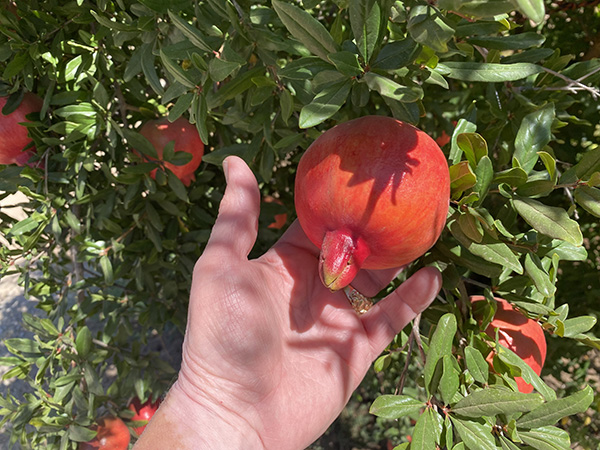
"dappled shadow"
300,116,421,230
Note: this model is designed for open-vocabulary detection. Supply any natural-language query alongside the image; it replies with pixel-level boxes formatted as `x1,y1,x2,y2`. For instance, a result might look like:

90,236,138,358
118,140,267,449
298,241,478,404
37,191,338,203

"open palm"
136,156,441,450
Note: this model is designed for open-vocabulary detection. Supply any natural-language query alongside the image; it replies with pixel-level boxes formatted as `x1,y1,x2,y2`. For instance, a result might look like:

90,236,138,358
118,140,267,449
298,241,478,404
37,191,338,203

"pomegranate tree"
471,295,547,393
294,116,450,291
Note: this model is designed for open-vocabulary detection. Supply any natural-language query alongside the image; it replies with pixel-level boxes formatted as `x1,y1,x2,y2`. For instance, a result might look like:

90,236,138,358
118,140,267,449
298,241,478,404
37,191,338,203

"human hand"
134,156,442,450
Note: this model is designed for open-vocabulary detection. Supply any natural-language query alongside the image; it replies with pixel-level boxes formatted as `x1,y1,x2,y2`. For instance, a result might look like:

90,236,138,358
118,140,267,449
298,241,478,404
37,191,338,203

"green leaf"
496,344,556,401
373,38,421,70
452,387,544,417
440,355,460,405
562,316,597,338
328,51,363,77
450,118,477,165
272,0,338,61
474,156,493,203
193,93,209,145
407,4,454,53
435,241,504,278
299,79,351,128
124,129,158,159
99,255,114,286
411,408,440,450
167,10,213,52
458,212,484,243
68,425,98,442
511,0,545,25
494,167,528,187
514,104,555,174
513,197,583,246
450,222,523,274
449,161,476,199
159,49,196,88
518,386,594,429
362,72,421,103
369,395,425,419
168,92,194,122
75,326,92,358
524,253,555,297
168,171,189,202
450,416,497,450
349,0,381,63
209,56,242,83
423,313,457,394
457,133,488,168
436,62,544,82
468,32,545,50
464,346,489,384
141,43,164,95
519,427,571,450
90,10,137,31
574,186,600,217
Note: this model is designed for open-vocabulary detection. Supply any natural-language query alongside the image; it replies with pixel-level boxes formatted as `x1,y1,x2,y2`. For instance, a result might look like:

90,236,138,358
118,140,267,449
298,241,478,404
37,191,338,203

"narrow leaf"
369,395,425,419
299,79,351,128
452,387,544,417
436,62,544,82
518,386,593,429
272,0,338,61
514,104,555,174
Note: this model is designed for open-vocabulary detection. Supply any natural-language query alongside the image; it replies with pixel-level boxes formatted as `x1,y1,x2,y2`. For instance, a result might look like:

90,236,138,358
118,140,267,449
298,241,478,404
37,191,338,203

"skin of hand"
133,155,442,450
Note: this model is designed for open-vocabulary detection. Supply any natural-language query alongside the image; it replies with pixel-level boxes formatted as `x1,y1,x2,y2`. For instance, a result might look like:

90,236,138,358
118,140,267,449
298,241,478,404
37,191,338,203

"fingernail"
223,158,230,183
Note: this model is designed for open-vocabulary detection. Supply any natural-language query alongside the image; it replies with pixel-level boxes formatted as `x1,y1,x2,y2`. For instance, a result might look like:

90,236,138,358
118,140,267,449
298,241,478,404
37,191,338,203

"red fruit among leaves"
136,117,204,186
263,195,287,230
128,397,161,436
471,295,547,393
0,93,42,166
294,116,450,291
79,416,130,450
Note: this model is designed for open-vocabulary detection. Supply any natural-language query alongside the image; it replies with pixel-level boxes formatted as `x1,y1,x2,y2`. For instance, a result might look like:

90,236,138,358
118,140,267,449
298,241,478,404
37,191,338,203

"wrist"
133,378,265,450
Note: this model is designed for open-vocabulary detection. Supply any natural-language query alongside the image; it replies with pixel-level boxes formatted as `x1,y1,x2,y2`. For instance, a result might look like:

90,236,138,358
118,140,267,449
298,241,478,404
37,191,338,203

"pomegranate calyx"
319,229,370,291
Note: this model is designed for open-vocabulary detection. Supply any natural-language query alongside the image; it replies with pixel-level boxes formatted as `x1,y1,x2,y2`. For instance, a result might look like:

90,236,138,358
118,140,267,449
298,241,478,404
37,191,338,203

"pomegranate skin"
0,93,43,166
471,296,547,393
138,117,204,186
294,116,450,290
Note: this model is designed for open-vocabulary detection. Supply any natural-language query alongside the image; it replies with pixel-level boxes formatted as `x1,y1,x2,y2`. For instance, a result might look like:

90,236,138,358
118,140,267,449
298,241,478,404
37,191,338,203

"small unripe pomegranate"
0,93,42,166
295,116,450,291
137,117,204,186
471,295,547,393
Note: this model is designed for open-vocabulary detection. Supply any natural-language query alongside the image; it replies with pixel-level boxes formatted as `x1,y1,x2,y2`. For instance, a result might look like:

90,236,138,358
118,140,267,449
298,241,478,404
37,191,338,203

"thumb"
204,156,260,261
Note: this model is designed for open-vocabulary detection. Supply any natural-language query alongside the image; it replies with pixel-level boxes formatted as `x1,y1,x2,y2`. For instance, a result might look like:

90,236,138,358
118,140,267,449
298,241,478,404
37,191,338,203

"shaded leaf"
272,0,338,61
299,79,351,128
436,62,544,82
514,104,555,174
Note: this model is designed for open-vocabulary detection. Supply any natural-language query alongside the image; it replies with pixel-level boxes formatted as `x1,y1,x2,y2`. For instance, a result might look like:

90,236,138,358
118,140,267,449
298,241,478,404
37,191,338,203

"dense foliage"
0,0,599,448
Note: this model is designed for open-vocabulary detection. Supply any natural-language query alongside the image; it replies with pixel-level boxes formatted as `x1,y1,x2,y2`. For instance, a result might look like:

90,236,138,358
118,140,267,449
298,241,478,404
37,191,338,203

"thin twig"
540,66,600,99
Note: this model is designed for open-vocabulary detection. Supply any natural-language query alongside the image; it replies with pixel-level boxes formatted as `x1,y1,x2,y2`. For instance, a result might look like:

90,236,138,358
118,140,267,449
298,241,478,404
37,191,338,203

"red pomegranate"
263,195,288,230
136,117,204,186
128,396,161,436
0,93,42,166
471,295,547,393
78,416,130,450
294,116,450,291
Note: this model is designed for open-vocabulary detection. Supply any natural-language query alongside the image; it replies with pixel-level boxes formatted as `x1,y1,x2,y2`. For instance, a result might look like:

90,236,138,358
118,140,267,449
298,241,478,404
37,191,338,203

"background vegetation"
0,0,599,448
